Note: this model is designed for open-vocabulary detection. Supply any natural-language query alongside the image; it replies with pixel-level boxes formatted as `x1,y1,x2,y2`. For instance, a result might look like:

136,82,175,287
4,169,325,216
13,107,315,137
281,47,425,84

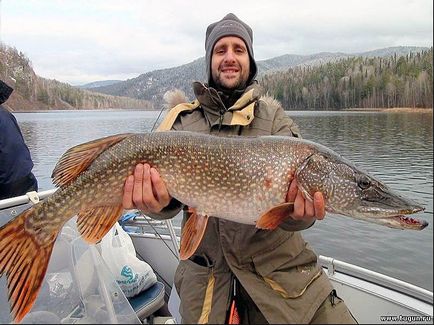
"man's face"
211,36,250,90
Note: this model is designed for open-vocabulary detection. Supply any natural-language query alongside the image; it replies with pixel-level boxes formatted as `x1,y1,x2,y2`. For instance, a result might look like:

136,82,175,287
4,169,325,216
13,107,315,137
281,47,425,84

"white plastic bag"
100,223,157,298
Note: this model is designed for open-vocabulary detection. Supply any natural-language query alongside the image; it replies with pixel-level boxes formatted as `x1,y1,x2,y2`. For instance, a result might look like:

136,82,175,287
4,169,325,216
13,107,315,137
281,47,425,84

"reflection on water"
15,110,433,291
17,110,157,190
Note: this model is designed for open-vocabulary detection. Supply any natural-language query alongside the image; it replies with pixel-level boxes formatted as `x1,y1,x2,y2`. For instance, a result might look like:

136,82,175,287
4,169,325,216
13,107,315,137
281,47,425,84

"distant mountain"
0,44,152,111
354,46,427,57
256,52,349,74
92,57,206,104
78,80,122,89
261,48,432,110
91,46,429,107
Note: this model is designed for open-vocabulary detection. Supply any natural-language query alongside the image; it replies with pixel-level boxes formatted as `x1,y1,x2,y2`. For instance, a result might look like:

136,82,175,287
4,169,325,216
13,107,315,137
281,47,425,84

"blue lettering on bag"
121,265,134,282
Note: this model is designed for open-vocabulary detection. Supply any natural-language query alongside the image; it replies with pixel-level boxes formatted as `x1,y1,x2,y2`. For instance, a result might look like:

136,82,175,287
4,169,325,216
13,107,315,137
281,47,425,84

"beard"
212,65,249,91
214,76,247,91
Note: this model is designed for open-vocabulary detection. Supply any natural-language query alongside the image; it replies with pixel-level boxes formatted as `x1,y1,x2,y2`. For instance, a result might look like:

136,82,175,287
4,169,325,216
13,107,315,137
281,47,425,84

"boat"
0,189,433,324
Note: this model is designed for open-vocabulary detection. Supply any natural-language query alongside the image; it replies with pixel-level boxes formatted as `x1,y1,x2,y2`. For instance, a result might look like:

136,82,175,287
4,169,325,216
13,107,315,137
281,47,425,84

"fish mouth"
380,214,429,230
353,206,428,230
357,205,425,219
359,186,425,219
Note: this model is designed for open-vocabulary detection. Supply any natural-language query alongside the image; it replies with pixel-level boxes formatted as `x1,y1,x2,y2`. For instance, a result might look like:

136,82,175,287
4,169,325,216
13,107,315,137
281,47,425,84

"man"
0,80,38,200
123,13,356,324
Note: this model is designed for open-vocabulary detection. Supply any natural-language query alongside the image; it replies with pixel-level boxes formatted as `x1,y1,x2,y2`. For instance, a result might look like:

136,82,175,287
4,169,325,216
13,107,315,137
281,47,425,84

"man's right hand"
122,163,172,213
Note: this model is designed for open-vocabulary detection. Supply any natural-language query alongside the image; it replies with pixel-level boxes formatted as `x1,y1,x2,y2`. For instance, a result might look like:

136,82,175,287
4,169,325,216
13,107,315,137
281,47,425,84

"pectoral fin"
180,208,209,260
77,205,124,244
256,202,294,230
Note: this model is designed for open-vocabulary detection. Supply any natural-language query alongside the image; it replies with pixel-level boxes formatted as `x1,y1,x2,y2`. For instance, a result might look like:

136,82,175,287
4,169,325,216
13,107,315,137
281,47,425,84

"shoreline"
11,108,156,113
11,107,433,114
342,107,433,113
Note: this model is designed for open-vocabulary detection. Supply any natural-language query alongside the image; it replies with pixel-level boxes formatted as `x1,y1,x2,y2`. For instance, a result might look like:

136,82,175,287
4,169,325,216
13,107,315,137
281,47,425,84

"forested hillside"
260,48,432,110
1,42,431,111
0,44,153,111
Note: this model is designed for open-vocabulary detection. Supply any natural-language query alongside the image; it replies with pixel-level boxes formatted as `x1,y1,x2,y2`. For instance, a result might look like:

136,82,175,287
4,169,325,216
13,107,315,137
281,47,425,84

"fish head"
295,150,427,230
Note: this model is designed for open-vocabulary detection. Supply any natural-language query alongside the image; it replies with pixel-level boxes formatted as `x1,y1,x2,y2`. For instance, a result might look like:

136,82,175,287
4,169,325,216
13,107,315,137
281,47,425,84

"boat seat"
128,281,165,321
118,214,166,321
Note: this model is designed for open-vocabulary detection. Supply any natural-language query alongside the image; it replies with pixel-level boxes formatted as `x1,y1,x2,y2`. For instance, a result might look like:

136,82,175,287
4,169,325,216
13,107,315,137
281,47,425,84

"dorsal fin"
51,133,133,187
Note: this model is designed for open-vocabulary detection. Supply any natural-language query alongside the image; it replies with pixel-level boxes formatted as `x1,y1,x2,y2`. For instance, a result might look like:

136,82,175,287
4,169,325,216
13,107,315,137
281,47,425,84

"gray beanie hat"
205,13,257,86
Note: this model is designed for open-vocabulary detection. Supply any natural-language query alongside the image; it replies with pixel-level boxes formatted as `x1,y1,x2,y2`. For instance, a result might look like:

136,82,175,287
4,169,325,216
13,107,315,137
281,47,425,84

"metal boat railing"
320,255,433,305
0,188,57,209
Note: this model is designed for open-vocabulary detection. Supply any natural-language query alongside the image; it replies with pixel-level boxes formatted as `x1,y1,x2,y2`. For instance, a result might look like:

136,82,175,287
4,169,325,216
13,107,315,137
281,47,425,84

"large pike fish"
0,131,427,322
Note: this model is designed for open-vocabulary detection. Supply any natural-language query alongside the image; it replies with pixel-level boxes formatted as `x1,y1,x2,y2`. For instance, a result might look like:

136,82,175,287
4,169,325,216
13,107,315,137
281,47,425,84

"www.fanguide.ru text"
380,315,433,323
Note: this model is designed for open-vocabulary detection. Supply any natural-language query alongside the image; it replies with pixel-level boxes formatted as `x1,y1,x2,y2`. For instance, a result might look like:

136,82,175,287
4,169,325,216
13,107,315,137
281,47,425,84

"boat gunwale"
320,256,433,306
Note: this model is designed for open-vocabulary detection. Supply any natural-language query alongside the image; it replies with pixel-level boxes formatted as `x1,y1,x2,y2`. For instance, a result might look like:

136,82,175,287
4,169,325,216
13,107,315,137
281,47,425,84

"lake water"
12,109,434,291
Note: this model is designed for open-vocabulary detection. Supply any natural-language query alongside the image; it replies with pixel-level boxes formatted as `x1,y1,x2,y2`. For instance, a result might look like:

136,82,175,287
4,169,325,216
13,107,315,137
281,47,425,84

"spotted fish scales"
127,133,305,223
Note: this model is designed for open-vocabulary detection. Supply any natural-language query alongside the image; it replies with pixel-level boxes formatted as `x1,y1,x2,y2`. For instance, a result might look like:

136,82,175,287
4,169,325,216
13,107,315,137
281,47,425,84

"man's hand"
286,179,325,221
122,163,172,213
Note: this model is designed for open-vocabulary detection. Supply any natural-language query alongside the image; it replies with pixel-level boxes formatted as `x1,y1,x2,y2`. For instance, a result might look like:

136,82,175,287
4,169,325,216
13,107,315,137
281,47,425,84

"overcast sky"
1,0,432,85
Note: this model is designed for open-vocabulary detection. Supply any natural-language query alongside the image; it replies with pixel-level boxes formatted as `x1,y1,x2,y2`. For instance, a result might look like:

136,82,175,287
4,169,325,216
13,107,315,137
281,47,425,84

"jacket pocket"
252,236,322,299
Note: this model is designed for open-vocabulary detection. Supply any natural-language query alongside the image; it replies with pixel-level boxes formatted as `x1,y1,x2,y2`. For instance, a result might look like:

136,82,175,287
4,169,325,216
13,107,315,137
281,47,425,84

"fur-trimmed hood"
163,85,283,111
158,83,291,133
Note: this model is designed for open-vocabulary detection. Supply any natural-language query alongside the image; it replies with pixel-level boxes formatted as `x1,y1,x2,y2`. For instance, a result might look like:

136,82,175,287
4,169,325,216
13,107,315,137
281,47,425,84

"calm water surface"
13,110,434,291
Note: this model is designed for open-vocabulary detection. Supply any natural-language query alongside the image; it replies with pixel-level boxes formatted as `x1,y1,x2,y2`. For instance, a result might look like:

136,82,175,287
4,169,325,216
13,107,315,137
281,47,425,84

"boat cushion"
128,281,165,320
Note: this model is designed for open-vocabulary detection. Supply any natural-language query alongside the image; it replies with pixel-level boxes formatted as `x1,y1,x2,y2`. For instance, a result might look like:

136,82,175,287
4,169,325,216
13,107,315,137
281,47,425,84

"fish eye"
357,176,371,190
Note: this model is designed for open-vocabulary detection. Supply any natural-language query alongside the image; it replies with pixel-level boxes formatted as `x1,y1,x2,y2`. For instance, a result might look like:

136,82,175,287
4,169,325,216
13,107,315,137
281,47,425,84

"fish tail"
0,208,55,323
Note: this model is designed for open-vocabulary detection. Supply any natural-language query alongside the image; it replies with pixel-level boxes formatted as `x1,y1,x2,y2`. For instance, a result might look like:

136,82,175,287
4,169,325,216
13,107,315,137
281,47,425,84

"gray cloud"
2,0,432,85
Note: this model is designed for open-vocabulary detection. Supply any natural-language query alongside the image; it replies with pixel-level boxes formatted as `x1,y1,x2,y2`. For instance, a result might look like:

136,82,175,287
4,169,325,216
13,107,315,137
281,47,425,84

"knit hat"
205,13,257,86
